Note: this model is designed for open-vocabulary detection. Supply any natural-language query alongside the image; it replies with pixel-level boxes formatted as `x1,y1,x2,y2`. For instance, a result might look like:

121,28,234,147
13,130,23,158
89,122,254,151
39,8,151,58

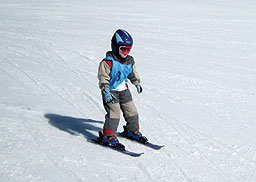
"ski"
118,133,164,150
141,141,164,150
118,126,164,150
88,138,144,157
88,132,144,157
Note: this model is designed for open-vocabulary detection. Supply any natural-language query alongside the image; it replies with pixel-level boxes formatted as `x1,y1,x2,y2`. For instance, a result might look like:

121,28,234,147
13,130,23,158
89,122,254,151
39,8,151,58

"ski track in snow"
1,0,256,182
136,96,230,181
136,71,256,181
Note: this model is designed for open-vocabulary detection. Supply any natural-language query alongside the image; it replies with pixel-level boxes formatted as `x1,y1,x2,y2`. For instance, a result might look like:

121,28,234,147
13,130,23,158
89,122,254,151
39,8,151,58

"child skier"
97,29,147,149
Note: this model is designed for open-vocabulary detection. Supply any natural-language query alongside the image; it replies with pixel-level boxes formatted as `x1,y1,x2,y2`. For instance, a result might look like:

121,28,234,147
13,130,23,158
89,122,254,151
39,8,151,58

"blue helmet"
111,29,133,55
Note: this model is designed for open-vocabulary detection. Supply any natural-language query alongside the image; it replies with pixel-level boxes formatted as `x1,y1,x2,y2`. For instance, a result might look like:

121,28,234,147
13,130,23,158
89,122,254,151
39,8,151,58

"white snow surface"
1,0,256,181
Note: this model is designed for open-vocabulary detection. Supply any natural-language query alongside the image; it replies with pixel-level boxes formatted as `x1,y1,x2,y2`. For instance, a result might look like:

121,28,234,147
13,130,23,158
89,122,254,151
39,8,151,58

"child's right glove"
102,87,117,105
135,84,143,94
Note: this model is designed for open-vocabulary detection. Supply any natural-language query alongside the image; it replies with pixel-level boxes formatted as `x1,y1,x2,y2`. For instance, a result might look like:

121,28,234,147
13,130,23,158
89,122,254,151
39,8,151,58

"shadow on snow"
45,113,103,139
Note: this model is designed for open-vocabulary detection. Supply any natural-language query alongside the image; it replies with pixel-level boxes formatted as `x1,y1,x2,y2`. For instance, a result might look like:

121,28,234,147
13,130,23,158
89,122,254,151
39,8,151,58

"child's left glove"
135,84,143,94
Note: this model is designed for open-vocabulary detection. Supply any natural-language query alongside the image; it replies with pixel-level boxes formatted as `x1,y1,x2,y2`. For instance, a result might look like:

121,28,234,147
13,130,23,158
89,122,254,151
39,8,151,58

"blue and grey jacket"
97,51,140,90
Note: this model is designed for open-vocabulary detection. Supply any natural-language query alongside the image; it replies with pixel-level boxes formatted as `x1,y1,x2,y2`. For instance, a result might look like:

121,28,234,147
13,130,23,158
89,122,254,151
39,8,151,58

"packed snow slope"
1,0,256,181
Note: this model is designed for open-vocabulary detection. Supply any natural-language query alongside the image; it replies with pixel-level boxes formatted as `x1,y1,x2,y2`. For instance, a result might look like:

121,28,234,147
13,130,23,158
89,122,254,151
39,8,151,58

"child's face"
119,46,132,58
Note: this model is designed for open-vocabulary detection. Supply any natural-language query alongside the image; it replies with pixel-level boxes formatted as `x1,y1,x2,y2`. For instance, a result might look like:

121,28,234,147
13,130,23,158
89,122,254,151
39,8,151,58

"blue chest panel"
105,56,132,90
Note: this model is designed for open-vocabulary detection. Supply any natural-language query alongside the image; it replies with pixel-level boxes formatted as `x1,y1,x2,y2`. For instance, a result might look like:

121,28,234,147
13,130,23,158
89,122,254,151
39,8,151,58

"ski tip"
158,145,165,149
145,143,165,150
129,152,144,157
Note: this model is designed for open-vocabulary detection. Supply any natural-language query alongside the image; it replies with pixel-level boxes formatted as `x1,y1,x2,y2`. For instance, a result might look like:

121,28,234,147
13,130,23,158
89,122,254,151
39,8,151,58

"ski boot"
122,126,148,144
99,131,125,151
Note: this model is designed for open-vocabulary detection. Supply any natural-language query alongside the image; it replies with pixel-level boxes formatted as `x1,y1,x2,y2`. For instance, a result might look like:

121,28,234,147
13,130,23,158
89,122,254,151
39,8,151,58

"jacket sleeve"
97,60,111,89
128,64,141,85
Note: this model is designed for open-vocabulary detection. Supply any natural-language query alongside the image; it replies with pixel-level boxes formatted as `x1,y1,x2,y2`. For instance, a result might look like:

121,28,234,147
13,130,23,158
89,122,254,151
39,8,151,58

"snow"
1,0,256,181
